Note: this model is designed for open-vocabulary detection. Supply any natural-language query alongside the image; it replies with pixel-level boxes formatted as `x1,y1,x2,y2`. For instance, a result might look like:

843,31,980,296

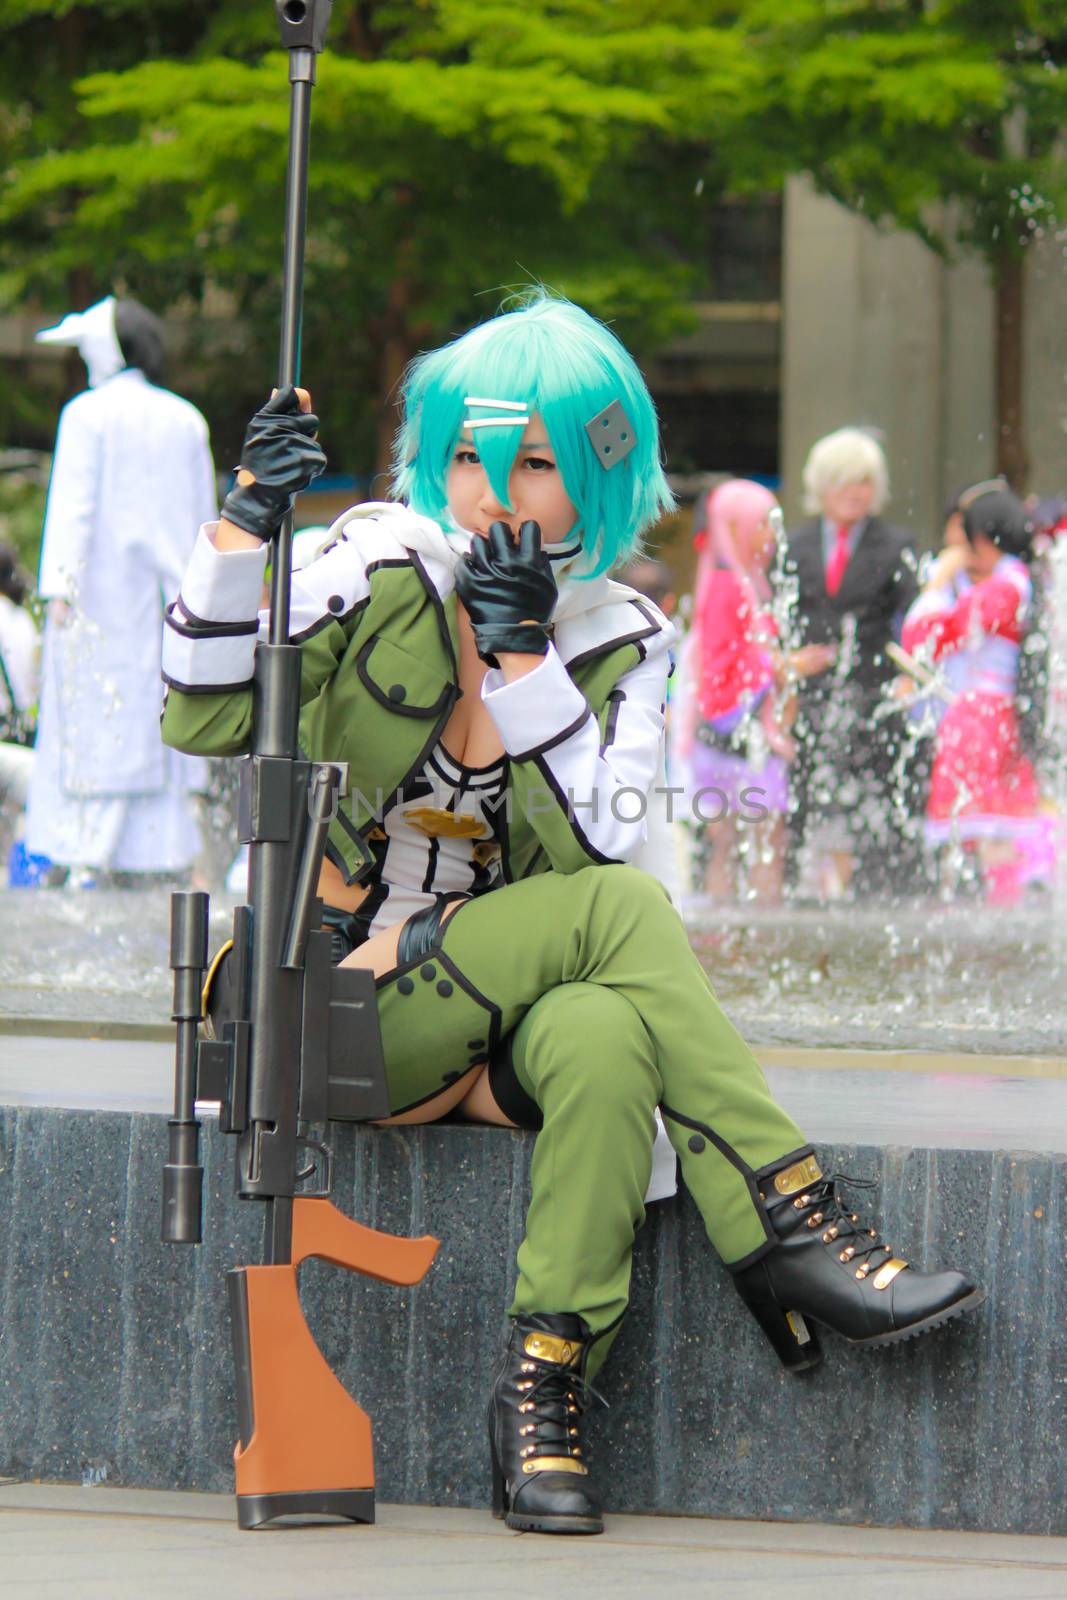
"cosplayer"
26,295,214,883
672,480,833,903
0,543,38,868
784,429,919,899
161,295,982,1536
902,482,1050,902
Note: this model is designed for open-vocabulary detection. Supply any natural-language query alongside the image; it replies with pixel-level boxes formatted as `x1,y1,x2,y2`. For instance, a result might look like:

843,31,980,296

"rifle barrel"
268,55,315,649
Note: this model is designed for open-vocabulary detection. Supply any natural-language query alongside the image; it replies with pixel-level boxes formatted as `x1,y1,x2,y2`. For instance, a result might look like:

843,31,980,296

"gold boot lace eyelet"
856,1264,871,1280
839,1246,855,1262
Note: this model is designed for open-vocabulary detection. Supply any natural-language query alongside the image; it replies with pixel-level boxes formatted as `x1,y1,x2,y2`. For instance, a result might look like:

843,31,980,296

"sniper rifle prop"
161,0,439,1532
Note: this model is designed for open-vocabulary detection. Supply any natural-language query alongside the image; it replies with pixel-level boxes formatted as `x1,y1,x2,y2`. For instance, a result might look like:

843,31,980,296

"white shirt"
0,594,38,714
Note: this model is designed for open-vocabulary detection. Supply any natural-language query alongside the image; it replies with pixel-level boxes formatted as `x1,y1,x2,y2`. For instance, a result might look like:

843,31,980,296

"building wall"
1023,234,1067,498
780,177,1066,546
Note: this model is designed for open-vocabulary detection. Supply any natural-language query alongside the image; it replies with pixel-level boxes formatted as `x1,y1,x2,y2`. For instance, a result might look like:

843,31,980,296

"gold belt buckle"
401,805,487,840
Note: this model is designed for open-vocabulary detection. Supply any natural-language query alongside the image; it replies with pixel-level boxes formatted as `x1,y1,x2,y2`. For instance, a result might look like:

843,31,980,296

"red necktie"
825,523,851,597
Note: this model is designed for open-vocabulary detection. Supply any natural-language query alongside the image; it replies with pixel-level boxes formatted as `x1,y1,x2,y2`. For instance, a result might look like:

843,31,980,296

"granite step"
0,1040,1063,1536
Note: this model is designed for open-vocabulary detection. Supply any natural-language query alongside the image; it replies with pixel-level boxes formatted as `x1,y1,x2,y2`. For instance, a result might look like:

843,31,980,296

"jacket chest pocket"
355,633,454,718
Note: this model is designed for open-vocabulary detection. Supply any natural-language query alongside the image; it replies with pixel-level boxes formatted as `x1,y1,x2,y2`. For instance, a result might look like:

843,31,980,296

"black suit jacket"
781,516,918,697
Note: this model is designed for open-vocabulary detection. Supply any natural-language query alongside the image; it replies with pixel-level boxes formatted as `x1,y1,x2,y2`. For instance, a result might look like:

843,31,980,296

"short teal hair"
391,293,674,576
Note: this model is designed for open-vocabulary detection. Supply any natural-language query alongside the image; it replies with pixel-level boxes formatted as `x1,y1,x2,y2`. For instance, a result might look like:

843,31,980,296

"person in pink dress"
673,479,832,902
901,481,1048,902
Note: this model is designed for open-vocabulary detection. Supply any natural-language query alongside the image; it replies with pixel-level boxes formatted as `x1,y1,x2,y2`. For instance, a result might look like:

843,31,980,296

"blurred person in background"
672,480,833,904
781,427,918,900
0,542,38,865
1019,493,1061,790
24,295,215,886
1027,493,1067,554
885,489,973,850
902,482,1052,904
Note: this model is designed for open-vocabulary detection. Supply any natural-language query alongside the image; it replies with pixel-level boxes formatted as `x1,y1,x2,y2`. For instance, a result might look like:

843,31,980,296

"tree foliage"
739,2,1067,483
741,1,1067,258
2,2,1065,487
1,2,742,475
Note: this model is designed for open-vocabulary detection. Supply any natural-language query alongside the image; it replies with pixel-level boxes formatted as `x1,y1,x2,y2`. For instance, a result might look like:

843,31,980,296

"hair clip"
958,478,1009,511
465,416,531,429
463,397,528,411
585,400,636,470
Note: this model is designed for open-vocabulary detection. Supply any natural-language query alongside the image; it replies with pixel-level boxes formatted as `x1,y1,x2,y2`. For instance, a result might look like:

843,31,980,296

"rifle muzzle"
163,1117,203,1244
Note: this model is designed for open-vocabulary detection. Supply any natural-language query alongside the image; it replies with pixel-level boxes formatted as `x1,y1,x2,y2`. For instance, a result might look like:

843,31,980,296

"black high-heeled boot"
732,1153,986,1372
488,1312,603,1535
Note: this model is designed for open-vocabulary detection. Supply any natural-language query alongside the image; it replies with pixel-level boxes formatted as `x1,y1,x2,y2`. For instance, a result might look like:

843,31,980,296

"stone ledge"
0,1107,1062,1536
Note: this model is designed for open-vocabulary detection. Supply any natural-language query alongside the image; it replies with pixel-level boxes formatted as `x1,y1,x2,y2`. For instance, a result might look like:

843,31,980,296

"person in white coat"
0,543,38,865
25,295,216,880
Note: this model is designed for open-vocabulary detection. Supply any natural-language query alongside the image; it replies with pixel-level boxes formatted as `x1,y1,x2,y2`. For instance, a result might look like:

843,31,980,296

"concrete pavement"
2,1484,1066,1600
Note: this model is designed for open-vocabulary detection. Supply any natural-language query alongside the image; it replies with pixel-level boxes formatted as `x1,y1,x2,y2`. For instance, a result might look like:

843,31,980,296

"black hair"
114,298,166,385
960,484,1032,562
0,542,28,605
941,485,969,523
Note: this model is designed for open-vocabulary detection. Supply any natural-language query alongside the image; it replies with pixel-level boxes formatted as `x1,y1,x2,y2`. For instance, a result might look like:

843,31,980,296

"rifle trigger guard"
294,1134,333,1197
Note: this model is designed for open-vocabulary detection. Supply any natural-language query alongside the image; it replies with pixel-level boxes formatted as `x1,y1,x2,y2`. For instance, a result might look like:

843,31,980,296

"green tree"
740,0,1067,489
1,2,751,480
0,2,215,438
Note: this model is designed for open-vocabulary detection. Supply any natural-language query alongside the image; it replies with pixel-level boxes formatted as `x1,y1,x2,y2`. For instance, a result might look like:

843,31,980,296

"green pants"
374,865,808,1371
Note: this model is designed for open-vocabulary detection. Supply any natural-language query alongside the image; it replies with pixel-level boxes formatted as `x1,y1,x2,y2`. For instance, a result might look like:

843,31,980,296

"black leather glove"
220,384,327,541
454,520,557,666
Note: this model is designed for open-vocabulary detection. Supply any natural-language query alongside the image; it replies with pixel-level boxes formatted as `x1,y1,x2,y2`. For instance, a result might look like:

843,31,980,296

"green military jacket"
161,505,673,890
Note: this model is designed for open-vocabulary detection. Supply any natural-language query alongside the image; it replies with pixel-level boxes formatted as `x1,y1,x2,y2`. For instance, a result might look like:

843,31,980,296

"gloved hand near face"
220,384,327,541
455,520,557,667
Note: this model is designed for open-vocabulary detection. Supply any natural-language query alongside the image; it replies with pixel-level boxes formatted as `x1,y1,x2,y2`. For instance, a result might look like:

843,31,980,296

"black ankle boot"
732,1153,985,1371
488,1312,603,1535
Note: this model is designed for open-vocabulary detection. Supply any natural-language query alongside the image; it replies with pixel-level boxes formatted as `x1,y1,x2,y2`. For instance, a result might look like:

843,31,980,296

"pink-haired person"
673,479,833,902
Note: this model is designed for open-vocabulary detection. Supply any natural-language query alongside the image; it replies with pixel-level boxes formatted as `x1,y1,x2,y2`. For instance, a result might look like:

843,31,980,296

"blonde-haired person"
780,427,919,900
801,426,890,520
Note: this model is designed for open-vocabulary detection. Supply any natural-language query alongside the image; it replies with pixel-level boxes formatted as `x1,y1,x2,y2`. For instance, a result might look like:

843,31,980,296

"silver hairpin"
465,416,531,429
463,397,528,411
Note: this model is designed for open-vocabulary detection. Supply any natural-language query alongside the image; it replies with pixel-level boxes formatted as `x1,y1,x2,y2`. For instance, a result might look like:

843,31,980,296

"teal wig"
391,293,674,576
